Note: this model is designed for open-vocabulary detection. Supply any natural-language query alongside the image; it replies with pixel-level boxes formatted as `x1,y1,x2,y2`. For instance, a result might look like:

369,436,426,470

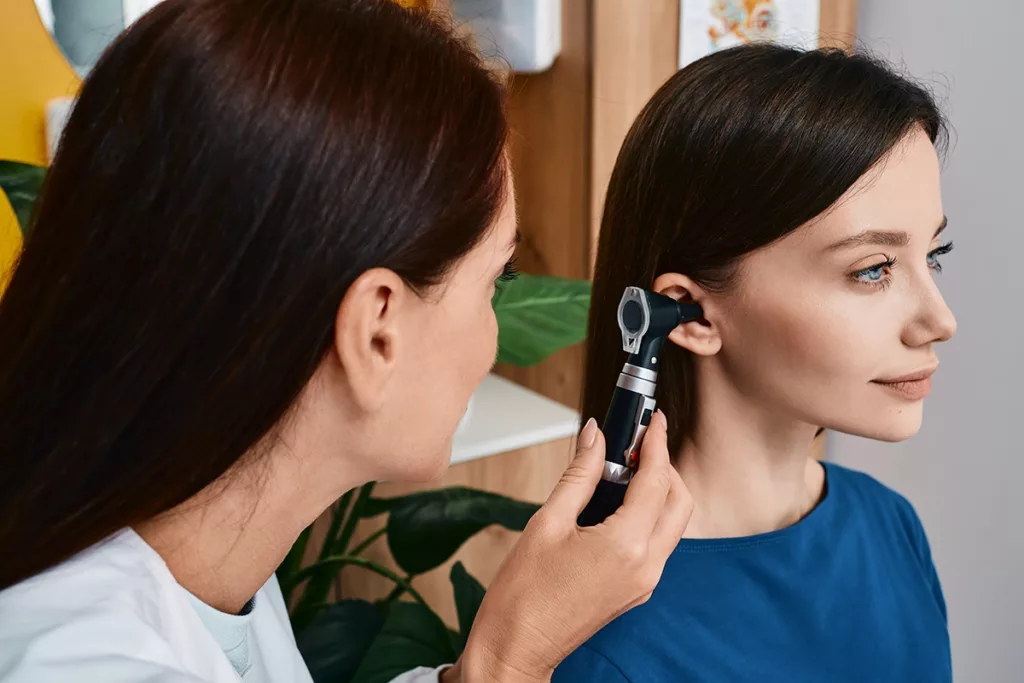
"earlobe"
652,272,722,357
333,268,405,411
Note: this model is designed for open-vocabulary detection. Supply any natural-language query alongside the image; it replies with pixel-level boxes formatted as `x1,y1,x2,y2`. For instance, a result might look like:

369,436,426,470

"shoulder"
0,529,173,634
824,462,931,556
823,462,947,621
824,461,921,521
0,530,209,682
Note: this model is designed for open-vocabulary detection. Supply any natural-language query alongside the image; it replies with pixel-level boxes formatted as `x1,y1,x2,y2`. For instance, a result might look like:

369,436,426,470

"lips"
871,365,938,401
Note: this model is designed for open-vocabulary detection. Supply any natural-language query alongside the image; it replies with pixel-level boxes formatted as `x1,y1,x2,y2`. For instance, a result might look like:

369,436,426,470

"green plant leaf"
0,160,46,237
289,554,428,633
296,600,384,683
350,601,456,683
492,273,591,367
292,484,373,629
386,487,539,576
320,490,355,561
334,484,375,555
277,523,313,606
357,496,395,519
449,562,486,655
446,628,461,654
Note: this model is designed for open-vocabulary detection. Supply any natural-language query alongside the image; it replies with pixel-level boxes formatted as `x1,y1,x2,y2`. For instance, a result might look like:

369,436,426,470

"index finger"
608,410,673,536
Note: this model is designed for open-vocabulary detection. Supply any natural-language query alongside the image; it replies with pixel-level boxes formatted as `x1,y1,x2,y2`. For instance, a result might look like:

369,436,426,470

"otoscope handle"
577,377,655,527
577,478,628,527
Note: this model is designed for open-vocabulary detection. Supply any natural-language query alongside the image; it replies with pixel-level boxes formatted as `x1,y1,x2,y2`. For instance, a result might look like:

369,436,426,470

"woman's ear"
332,268,407,412
652,272,722,356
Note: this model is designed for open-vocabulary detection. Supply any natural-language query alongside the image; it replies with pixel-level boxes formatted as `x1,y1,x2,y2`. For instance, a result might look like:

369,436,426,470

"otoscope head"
617,287,703,366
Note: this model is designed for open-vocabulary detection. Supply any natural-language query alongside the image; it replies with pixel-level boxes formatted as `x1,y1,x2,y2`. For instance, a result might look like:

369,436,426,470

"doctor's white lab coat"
0,529,445,683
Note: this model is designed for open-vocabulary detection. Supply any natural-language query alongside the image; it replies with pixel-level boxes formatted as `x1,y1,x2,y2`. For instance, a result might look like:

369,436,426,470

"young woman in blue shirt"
556,44,956,683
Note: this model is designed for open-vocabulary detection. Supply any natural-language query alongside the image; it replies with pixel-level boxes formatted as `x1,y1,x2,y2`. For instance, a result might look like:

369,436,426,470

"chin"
830,408,925,443
868,423,922,443
424,444,454,481
394,442,454,483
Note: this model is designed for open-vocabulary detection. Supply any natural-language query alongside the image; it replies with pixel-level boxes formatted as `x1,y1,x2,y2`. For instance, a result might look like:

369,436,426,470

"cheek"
438,296,497,399
722,290,876,404
723,289,922,439
470,297,499,377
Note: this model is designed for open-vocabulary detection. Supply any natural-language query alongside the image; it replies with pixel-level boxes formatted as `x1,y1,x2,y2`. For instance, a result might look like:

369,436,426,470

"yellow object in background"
0,207,21,288
0,0,80,287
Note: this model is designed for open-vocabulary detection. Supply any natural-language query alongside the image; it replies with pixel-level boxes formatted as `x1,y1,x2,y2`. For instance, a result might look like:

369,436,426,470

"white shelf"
451,374,580,465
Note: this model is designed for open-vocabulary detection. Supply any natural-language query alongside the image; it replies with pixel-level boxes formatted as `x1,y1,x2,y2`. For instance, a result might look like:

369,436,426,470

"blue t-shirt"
553,462,951,683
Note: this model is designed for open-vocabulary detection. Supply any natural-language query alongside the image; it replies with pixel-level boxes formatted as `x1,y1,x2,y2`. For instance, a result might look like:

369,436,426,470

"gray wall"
829,1,1023,680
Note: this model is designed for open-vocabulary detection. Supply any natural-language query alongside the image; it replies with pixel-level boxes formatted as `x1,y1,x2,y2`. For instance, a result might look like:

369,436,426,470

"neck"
678,363,826,540
135,389,369,614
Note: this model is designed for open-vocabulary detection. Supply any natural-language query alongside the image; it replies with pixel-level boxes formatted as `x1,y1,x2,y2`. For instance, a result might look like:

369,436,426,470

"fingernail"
656,410,667,428
579,417,598,450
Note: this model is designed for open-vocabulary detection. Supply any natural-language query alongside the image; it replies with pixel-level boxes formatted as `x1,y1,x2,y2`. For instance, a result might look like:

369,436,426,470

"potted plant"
280,485,542,683
1,159,592,683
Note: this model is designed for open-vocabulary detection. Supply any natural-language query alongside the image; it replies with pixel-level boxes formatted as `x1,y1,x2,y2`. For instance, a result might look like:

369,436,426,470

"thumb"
541,418,606,523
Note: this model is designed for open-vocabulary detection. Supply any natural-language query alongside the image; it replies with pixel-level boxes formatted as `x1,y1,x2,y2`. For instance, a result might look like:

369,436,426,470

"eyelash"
497,256,520,284
927,241,954,272
852,241,954,290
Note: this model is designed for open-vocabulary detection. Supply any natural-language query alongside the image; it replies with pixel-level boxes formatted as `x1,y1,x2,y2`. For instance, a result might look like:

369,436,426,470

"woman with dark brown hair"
555,44,956,683
0,1,691,681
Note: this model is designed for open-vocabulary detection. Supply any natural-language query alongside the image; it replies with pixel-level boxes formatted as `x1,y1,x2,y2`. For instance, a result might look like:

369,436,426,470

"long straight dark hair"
582,45,947,457
0,0,508,589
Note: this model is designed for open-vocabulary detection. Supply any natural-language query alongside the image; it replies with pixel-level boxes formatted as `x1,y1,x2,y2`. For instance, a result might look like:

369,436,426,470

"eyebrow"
826,216,948,252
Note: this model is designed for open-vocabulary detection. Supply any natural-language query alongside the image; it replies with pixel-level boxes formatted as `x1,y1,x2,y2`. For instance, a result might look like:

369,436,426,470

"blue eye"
858,265,885,282
927,241,954,272
853,257,897,287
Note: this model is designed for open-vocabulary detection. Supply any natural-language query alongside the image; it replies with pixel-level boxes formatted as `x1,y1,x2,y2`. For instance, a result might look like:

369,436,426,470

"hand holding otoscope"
450,287,700,683
578,287,704,527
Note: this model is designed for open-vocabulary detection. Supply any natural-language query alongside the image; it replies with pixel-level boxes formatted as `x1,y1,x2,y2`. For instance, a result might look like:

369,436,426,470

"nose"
901,275,957,348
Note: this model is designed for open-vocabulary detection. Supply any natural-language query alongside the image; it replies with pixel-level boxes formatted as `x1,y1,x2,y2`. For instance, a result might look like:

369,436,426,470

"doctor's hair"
582,44,947,457
0,0,508,589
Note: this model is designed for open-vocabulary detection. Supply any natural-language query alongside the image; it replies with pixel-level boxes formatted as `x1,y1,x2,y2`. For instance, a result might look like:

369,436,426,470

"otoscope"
577,287,703,527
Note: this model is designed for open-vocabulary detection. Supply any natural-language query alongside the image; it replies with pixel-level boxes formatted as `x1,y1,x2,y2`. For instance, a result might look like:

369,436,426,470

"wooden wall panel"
819,0,860,50
495,0,592,411
590,0,680,257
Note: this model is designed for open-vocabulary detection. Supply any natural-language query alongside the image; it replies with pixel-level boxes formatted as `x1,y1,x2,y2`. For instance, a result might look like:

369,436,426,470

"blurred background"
0,1,1019,680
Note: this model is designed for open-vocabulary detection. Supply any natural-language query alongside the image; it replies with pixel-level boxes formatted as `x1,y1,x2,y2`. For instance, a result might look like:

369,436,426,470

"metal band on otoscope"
615,372,656,397
621,363,657,383
602,460,634,485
